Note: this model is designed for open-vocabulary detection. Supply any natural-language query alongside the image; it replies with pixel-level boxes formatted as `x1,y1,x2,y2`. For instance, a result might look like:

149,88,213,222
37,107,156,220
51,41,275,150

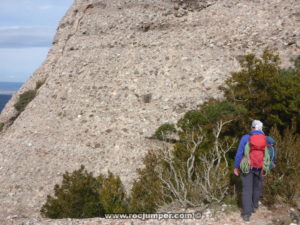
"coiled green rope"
263,147,271,176
240,143,251,174
240,143,271,175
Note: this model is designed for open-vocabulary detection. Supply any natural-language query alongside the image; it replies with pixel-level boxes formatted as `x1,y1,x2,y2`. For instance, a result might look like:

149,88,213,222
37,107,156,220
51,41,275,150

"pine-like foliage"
221,50,300,133
99,172,129,214
263,123,300,206
40,165,103,218
41,166,130,218
152,123,177,141
130,151,165,213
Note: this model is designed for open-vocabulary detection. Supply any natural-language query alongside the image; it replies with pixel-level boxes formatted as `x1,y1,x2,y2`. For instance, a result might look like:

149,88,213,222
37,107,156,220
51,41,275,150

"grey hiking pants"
241,170,263,216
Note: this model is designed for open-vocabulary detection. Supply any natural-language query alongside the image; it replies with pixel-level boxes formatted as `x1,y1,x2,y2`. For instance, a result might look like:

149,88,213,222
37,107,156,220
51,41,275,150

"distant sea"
0,82,23,113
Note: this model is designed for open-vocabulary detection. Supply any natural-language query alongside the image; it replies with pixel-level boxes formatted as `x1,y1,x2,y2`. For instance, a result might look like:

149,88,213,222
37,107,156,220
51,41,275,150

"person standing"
233,120,267,222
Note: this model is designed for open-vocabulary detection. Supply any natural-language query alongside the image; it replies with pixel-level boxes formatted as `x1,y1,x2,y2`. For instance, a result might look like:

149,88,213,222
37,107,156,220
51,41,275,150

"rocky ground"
3,201,300,225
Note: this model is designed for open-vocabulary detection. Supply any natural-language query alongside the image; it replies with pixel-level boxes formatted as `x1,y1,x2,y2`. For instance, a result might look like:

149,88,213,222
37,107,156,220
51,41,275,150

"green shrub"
41,166,130,218
131,100,246,211
14,80,45,113
131,118,236,211
263,123,300,206
152,123,176,141
221,51,300,133
0,122,4,132
177,99,247,139
99,172,129,214
41,165,103,218
14,90,37,113
129,151,165,213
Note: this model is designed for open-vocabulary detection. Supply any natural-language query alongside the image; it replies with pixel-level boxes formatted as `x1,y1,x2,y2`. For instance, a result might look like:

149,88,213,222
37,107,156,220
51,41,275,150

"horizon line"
0,81,24,83
0,90,18,95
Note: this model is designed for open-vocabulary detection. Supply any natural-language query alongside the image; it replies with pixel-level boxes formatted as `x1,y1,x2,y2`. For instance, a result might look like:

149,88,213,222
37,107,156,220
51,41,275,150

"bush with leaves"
14,80,45,113
130,100,242,211
41,166,129,218
152,123,177,141
0,122,4,132
164,124,235,205
130,151,165,213
14,90,37,113
177,99,247,134
99,172,129,214
41,165,103,218
175,100,247,151
131,121,236,211
220,51,300,133
263,123,300,206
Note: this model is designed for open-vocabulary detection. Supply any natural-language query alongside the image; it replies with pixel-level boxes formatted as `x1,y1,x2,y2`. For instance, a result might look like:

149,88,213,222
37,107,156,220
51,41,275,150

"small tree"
177,99,247,135
152,123,177,141
263,123,300,206
155,121,236,207
41,166,131,218
99,172,129,213
130,99,245,211
130,151,165,213
40,165,104,218
221,50,300,133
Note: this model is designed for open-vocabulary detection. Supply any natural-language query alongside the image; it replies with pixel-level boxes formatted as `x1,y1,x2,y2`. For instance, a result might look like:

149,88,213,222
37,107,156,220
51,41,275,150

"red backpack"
249,134,267,169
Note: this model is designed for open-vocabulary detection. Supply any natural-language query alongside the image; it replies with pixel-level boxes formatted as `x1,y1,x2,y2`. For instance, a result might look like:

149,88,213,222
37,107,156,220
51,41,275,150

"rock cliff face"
0,0,299,220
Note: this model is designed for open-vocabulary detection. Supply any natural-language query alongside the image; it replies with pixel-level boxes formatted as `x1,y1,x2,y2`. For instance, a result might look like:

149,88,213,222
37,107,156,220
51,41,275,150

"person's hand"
234,168,240,176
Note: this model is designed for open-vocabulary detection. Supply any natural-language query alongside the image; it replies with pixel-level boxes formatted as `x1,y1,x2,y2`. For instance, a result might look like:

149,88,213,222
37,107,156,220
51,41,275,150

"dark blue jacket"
234,130,265,169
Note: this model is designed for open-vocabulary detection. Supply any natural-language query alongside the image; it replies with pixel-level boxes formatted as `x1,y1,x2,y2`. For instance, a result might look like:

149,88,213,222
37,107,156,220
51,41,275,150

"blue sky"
0,0,74,82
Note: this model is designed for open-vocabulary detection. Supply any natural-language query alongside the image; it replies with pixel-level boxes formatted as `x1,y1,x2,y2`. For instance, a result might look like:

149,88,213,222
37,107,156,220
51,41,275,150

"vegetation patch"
14,90,37,113
41,166,129,218
220,51,300,134
152,123,177,141
14,80,45,113
0,122,4,132
263,123,300,206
